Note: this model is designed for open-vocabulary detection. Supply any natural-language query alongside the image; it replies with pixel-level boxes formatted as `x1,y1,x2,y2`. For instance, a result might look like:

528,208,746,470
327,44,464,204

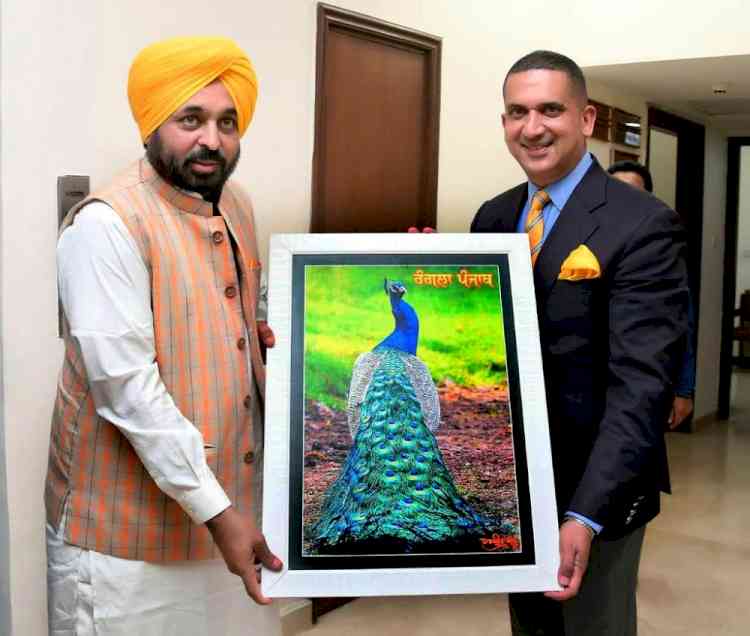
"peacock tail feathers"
347,349,440,437
312,348,497,554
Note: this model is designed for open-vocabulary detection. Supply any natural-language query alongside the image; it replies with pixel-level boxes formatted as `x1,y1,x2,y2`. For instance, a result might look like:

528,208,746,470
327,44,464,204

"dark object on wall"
588,99,641,151
589,99,612,143
57,175,90,337
58,175,90,228
311,4,441,232
612,109,641,147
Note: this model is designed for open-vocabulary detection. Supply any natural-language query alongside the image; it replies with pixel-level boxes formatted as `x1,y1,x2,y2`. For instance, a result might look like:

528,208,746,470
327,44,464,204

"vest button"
243,451,255,464
225,286,237,298
237,337,246,350
212,231,224,244
243,395,252,409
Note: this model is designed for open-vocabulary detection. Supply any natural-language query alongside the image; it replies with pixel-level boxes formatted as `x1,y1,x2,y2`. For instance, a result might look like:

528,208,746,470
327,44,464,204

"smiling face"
146,80,241,200
502,69,596,187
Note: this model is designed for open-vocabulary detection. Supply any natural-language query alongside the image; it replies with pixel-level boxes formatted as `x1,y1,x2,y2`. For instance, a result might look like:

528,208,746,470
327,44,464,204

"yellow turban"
128,36,258,142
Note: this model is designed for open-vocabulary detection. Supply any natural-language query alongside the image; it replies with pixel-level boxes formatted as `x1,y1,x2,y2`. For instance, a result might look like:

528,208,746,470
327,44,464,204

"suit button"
244,451,255,464
212,231,224,244
243,395,252,409
237,337,246,350
225,286,237,298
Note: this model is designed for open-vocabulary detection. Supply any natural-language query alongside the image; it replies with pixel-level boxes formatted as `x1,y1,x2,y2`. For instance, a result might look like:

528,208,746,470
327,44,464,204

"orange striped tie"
525,190,550,268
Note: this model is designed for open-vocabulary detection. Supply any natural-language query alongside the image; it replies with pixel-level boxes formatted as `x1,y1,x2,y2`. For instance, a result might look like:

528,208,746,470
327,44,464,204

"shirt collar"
527,152,593,211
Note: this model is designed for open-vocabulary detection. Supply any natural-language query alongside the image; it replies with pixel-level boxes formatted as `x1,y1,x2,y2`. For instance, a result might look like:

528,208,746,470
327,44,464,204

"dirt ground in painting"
302,383,518,544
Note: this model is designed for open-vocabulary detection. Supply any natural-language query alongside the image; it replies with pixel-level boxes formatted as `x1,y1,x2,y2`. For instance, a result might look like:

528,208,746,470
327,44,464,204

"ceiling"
584,54,750,135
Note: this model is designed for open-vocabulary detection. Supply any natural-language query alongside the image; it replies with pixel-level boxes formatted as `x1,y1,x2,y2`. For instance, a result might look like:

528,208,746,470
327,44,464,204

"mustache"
186,148,226,166
520,137,553,147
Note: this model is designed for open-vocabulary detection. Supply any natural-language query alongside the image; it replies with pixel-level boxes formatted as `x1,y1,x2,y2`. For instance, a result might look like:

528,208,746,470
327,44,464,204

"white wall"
1,4,95,634
2,0,748,633
696,128,728,419
0,235,10,636
0,1,11,626
650,129,679,209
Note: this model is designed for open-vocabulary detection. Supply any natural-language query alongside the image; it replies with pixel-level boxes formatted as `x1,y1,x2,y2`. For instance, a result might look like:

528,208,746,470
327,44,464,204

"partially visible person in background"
608,160,696,428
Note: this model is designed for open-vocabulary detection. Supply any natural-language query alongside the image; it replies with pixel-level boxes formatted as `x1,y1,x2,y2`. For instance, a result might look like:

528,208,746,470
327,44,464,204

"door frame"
646,108,705,429
646,107,705,322
718,137,750,419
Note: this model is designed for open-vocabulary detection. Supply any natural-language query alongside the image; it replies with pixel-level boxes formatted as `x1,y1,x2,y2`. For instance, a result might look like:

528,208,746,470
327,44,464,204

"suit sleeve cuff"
674,388,694,399
173,467,232,524
564,511,603,535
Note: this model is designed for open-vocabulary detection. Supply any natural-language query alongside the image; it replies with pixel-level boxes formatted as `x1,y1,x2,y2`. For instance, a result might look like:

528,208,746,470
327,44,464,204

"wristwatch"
562,514,596,539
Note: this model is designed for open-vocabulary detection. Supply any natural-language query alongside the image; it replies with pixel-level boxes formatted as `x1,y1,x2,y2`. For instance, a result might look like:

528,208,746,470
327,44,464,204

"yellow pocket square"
558,245,601,281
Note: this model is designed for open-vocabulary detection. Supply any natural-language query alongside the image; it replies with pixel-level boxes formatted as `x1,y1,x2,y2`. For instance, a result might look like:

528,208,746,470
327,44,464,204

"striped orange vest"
45,159,266,561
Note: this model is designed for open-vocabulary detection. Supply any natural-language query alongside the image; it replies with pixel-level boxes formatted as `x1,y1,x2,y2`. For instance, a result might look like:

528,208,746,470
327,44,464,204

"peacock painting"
310,279,500,555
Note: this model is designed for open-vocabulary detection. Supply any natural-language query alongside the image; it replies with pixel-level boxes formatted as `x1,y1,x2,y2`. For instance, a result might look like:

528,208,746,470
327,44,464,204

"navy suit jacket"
472,160,689,539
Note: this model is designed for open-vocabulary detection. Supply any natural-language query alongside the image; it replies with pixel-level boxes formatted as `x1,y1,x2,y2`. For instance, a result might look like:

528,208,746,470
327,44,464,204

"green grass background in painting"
304,264,506,410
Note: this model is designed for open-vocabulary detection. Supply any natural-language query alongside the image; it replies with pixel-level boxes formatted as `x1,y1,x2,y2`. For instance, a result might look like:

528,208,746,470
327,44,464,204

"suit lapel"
534,162,607,299
497,183,528,232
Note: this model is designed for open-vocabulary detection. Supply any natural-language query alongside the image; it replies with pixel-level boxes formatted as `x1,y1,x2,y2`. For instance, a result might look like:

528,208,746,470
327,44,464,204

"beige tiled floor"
636,371,750,636
284,373,750,635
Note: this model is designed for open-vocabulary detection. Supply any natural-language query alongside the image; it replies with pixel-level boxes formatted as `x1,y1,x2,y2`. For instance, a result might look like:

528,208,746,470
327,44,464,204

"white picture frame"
262,233,559,597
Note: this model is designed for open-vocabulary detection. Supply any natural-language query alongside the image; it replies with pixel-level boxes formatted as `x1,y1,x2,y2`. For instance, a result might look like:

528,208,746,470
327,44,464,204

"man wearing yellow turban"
129,35,259,200
46,37,282,635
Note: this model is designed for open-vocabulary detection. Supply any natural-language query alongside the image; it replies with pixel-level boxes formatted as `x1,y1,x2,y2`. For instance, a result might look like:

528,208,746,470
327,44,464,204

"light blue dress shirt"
517,152,603,535
516,152,593,237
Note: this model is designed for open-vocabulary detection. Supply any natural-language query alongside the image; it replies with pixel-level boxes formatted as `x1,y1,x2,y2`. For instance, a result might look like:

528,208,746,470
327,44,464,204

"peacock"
311,278,497,554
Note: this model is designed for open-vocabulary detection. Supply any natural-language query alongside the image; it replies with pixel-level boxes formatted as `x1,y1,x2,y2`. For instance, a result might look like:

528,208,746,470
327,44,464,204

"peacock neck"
374,295,419,355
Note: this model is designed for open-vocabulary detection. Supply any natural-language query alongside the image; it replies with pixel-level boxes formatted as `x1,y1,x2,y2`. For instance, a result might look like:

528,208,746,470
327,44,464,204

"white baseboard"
280,598,313,636
692,410,718,431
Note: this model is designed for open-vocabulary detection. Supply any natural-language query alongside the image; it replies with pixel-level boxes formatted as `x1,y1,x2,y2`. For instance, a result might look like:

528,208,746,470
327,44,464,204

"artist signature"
480,534,520,552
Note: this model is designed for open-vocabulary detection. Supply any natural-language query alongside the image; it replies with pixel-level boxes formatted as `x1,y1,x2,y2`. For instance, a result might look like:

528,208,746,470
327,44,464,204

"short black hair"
503,50,588,104
607,160,653,192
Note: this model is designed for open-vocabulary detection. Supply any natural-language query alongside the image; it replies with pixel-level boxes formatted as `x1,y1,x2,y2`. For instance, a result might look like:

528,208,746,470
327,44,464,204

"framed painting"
262,233,559,597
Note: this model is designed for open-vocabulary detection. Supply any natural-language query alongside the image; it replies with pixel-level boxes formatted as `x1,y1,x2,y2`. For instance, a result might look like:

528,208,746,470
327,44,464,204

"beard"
146,131,240,202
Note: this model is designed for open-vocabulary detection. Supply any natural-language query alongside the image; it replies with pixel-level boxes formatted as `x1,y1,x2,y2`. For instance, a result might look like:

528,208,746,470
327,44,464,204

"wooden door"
311,4,441,232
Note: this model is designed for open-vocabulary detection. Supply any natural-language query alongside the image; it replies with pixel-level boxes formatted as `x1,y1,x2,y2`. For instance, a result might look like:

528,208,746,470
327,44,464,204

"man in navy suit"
471,51,689,635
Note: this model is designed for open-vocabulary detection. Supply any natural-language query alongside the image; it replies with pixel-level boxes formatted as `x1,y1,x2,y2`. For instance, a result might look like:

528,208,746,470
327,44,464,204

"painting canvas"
303,264,520,557
263,234,559,597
